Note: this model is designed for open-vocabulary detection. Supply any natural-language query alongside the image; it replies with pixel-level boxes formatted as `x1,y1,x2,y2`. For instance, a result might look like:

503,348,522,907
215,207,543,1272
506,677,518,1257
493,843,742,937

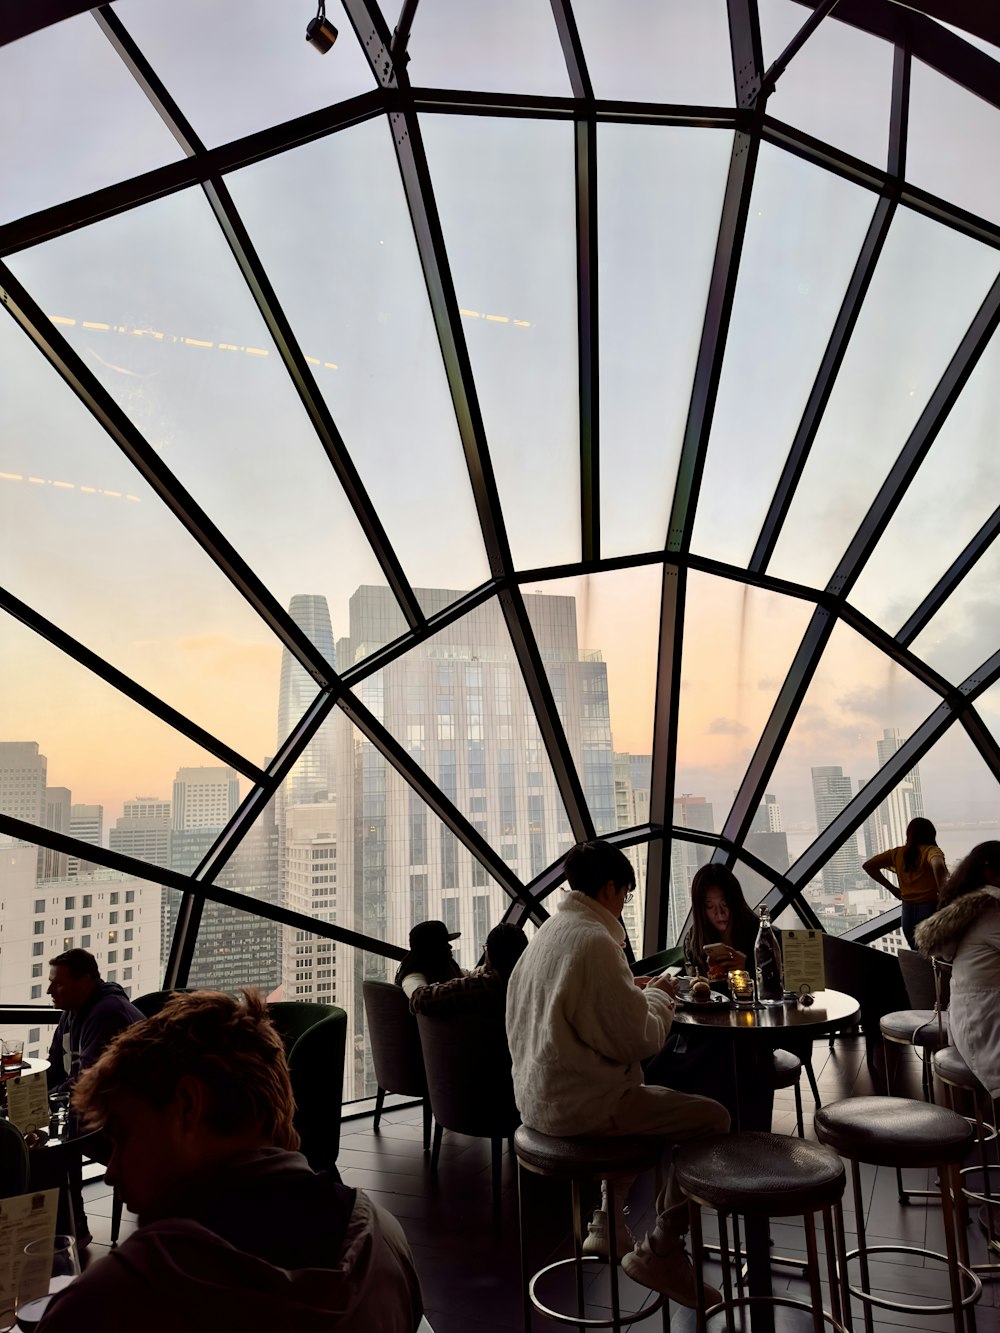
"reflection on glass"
368,589,573,866
522,567,662,838
676,572,813,835
571,0,734,105
910,542,1000,686
758,0,893,166
850,331,1000,635
598,123,733,557
692,145,876,567
421,114,580,570
665,837,710,950
0,13,182,226
768,205,1000,588
765,621,938,901
908,60,1000,227
406,0,571,96
225,118,491,615
0,836,164,1007
0,310,288,762
113,0,375,149
8,183,395,665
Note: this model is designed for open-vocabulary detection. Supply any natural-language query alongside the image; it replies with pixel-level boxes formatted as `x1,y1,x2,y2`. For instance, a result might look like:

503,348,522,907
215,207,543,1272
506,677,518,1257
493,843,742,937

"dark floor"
81,1035,1000,1332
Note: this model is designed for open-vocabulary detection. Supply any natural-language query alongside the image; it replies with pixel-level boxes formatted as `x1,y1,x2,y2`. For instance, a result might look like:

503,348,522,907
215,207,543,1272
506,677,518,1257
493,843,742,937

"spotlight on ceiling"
306,1,338,53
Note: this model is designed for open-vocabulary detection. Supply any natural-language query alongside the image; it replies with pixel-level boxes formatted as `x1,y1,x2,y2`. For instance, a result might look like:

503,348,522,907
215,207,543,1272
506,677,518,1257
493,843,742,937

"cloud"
757,676,779,691
706,716,749,736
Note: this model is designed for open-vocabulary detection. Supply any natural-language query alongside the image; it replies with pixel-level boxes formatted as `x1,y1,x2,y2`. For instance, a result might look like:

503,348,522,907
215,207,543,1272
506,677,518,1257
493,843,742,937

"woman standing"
863,817,948,948
916,841,1000,1101
683,864,761,979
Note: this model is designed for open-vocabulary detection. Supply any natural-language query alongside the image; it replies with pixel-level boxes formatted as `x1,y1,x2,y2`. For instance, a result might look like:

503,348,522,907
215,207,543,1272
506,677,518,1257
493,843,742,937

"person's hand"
648,973,680,1000
634,975,652,989
705,943,745,970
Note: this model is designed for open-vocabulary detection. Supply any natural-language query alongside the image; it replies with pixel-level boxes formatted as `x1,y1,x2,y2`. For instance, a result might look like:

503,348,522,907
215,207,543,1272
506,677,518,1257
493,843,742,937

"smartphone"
703,942,731,960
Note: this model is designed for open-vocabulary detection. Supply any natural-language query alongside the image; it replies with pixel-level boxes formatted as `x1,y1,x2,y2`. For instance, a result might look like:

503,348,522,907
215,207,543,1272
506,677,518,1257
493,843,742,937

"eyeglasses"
624,888,635,904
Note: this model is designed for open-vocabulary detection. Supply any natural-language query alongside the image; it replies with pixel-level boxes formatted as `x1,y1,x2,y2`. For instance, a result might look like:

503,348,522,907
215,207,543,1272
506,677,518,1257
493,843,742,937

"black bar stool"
674,1131,851,1333
513,1125,669,1331
815,1096,981,1333
933,1045,1000,1276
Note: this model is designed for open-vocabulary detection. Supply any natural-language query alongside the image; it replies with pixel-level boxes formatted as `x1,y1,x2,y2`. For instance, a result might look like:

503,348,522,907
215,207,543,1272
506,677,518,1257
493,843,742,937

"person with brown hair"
683,864,761,979
863,816,948,948
35,990,422,1333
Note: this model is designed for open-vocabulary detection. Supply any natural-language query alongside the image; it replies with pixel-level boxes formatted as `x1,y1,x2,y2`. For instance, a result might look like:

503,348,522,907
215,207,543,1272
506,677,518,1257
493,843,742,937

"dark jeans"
901,899,937,950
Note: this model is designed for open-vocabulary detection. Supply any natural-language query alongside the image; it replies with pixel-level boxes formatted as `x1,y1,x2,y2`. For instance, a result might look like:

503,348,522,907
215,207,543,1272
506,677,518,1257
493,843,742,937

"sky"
1,1,999,843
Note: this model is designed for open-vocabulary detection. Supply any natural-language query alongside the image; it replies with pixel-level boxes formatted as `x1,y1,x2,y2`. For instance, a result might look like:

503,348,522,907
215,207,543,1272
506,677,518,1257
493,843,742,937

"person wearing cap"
393,920,464,1000
410,924,528,1019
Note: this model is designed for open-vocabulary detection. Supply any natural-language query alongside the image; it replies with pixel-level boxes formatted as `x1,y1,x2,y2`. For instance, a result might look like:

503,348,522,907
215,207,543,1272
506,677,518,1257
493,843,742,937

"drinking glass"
16,1236,80,1331
1,1039,24,1074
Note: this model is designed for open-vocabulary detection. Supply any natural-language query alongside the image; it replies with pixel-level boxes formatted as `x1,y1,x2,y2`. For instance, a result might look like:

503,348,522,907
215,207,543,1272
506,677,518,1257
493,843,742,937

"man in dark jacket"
36,990,422,1333
44,949,144,1243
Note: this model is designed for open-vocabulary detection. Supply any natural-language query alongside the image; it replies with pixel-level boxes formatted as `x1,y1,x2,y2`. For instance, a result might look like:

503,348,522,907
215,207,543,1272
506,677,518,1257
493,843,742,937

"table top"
672,988,859,1039
0,1058,49,1084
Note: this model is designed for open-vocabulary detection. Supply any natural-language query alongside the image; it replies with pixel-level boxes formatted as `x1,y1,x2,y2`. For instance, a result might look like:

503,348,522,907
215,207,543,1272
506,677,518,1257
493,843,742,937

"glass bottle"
754,905,784,1006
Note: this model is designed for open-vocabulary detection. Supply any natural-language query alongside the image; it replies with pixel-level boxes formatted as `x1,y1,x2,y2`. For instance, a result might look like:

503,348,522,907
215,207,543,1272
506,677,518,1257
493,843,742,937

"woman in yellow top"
863,817,948,948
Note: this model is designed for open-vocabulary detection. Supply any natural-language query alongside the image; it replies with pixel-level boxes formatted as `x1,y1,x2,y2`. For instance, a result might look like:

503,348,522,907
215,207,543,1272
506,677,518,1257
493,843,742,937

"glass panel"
367,591,574,869
850,328,1000,635
522,566,662,836
0,311,291,763
0,13,183,226
692,145,877,567
571,0,734,105
665,836,712,950
908,60,1000,227
112,0,375,148
766,620,939,900
675,573,813,833
225,117,491,613
757,0,894,166
0,839,164,1004
768,206,1000,589
0,613,251,871
421,114,580,570
8,184,395,666
599,124,734,557
406,0,571,96
910,541,1000,686
798,721,998,938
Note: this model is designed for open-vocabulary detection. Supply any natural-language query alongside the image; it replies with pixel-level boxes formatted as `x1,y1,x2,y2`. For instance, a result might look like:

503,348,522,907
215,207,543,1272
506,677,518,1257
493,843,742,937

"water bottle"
754,905,784,1006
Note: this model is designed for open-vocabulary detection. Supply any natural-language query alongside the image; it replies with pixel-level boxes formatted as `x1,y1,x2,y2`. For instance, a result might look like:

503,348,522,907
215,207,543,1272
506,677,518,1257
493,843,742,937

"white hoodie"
505,891,675,1135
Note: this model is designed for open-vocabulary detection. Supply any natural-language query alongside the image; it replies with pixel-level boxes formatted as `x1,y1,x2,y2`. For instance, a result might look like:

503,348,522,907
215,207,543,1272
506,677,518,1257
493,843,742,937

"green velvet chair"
630,944,685,977
267,1002,347,1176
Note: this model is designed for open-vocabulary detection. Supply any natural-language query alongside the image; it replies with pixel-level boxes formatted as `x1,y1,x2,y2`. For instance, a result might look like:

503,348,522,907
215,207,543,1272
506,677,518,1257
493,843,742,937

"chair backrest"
362,980,427,1099
0,1119,29,1198
897,949,938,1010
131,988,196,1018
822,934,908,1033
416,1010,520,1141
266,1002,347,1174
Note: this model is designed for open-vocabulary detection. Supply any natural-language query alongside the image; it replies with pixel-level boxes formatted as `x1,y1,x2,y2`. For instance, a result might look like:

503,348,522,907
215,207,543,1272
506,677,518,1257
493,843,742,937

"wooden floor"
82,1035,1000,1332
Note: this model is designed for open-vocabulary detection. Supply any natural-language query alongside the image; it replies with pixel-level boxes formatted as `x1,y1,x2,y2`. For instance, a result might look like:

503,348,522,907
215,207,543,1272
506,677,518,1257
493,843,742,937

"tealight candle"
728,969,754,1005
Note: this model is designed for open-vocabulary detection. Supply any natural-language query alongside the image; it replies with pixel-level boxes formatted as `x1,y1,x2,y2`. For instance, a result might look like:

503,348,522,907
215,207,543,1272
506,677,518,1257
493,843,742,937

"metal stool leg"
518,1163,533,1333
571,1179,586,1332
689,1198,709,1333
607,1178,622,1333
850,1159,875,1333
804,1210,825,1333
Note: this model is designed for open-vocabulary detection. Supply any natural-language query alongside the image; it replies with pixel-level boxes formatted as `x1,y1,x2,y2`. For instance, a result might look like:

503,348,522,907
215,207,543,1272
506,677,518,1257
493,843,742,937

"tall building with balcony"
862,728,925,857
811,766,863,893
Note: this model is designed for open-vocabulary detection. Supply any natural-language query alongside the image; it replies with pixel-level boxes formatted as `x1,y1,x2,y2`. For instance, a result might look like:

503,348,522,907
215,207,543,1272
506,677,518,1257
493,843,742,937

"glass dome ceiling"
2,0,1000,1083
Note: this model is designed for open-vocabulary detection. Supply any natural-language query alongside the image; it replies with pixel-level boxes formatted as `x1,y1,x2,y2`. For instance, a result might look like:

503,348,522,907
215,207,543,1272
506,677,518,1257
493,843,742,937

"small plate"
677,992,731,1010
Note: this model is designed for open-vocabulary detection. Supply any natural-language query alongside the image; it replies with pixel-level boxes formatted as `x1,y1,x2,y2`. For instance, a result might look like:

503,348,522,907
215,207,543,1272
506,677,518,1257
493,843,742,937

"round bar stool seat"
933,1046,1000,1273
815,1097,981,1333
675,1132,850,1333
880,1009,950,1050
934,1045,987,1092
513,1125,667,1331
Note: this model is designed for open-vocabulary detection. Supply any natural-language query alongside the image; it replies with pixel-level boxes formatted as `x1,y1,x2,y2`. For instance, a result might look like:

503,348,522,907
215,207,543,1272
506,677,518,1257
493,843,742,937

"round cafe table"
672,989,860,1333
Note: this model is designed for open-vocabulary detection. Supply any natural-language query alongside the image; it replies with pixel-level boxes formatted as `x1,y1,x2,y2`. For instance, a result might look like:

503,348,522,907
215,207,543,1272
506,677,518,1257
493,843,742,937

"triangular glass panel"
522,567,662,837
768,206,1000,589
598,124,733,557
113,0,376,149
676,572,813,833
421,113,580,571
692,144,876,568
0,13,183,227
908,60,1000,228
225,117,491,616
8,184,396,668
911,542,1000,687
406,0,572,96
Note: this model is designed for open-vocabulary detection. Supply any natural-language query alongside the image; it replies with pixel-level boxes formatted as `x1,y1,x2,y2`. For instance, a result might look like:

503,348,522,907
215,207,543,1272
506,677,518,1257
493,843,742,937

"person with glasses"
505,840,729,1312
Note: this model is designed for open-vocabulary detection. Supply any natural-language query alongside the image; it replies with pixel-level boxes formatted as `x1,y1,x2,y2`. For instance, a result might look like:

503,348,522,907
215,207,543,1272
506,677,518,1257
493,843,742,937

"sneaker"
581,1207,635,1260
621,1237,722,1310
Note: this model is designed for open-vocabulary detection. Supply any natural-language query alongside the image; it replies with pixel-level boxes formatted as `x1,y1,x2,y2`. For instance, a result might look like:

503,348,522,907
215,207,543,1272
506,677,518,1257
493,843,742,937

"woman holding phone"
683,864,761,980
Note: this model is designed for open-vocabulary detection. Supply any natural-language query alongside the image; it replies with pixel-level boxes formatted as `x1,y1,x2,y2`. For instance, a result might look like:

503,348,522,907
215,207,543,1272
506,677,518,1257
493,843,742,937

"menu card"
6,1071,51,1135
782,930,826,994
0,1187,58,1326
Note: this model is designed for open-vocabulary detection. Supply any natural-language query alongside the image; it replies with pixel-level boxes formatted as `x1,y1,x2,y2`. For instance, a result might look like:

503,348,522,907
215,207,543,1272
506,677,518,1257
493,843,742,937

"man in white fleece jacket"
506,841,730,1308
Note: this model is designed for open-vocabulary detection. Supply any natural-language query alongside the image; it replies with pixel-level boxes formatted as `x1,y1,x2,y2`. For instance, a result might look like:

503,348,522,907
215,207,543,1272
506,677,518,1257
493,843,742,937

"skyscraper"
862,728,924,857
277,595,337,808
110,797,170,867
68,802,104,877
0,742,47,833
811,766,862,892
42,786,72,880
668,794,715,946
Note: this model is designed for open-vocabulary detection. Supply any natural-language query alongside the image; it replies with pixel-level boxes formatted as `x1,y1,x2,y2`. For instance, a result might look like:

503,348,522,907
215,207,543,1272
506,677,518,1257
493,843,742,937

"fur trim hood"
916,886,1000,957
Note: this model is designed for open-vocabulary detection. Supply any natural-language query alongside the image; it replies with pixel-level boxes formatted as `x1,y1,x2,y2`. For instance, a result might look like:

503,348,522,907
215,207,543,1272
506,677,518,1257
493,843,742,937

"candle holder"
728,969,754,1006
